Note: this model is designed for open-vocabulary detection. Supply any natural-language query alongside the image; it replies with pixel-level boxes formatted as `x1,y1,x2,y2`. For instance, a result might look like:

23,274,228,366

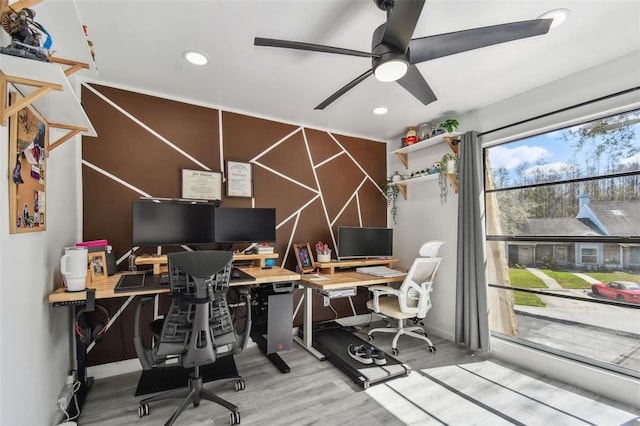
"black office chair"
134,250,249,426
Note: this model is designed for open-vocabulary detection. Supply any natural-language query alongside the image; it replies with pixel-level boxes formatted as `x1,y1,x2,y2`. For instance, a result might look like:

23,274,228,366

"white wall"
0,122,82,424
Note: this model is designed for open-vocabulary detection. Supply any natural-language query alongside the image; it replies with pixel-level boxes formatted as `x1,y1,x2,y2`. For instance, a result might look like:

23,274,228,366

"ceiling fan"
255,0,553,110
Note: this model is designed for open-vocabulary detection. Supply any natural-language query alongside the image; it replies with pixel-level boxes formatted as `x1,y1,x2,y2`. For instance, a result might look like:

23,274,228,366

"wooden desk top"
48,266,300,304
299,271,405,290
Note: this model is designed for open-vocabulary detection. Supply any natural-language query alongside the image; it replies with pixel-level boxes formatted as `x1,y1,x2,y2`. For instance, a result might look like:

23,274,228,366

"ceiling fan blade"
255,37,374,58
380,0,426,52
409,18,553,64
395,65,437,106
315,69,374,110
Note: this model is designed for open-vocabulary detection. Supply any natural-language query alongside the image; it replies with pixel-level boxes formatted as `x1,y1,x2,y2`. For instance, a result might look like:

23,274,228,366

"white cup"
61,246,88,292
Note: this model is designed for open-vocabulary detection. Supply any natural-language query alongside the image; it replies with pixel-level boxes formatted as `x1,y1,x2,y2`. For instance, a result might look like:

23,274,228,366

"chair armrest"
367,285,400,313
134,295,155,370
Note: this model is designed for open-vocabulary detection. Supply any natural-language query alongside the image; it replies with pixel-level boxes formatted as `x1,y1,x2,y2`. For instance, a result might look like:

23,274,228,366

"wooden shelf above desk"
314,258,399,275
135,252,280,274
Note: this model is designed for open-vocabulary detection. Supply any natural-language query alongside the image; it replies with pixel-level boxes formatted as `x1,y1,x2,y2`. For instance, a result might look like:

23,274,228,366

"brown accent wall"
80,83,387,365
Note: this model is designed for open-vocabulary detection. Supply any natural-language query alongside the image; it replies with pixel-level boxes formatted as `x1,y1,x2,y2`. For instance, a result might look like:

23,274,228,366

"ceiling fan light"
374,60,408,82
183,50,208,65
538,8,570,28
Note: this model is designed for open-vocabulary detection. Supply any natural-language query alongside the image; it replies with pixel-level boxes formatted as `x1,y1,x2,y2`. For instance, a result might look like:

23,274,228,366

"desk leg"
293,286,326,360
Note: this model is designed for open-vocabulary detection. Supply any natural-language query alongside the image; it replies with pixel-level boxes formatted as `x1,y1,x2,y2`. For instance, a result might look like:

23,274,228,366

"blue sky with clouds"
488,112,640,182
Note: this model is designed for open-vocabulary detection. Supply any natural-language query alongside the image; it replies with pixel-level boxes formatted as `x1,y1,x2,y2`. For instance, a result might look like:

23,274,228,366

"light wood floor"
77,322,640,426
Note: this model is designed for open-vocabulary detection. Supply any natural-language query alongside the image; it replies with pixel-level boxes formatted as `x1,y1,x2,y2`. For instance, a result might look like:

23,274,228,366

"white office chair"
366,241,444,356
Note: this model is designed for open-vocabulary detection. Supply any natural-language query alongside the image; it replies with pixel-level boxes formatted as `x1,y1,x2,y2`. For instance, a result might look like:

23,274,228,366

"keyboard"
355,266,406,278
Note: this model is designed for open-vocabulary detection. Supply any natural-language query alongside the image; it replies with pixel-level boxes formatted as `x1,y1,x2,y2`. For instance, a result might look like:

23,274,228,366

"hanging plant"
383,174,400,224
439,153,458,205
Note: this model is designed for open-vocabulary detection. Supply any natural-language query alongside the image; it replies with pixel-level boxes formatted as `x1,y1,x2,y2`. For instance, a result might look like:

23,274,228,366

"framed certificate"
226,161,253,198
181,169,222,200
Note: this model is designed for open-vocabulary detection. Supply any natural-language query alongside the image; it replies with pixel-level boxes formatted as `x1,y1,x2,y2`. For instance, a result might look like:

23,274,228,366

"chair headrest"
419,241,445,258
167,250,233,277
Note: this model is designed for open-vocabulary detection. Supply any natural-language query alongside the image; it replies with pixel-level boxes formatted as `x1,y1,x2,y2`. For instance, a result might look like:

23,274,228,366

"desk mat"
135,354,238,396
311,323,410,389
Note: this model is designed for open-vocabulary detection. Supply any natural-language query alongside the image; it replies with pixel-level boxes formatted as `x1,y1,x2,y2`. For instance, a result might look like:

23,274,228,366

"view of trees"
486,109,640,234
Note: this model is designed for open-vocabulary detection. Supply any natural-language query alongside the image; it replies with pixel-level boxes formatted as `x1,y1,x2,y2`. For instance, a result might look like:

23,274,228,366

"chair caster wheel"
138,403,150,417
392,348,399,356
230,411,241,425
235,379,245,391
368,335,374,341
428,346,436,353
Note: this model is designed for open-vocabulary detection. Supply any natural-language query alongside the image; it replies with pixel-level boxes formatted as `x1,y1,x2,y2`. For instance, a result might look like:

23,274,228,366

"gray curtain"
455,131,490,353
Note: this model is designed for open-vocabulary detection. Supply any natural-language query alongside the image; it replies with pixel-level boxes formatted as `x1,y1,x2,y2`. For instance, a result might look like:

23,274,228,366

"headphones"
75,304,110,345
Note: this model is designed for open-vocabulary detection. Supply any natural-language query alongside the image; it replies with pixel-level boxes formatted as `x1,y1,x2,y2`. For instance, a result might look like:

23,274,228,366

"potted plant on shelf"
439,153,458,204
439,119,460,134
383,175,400,224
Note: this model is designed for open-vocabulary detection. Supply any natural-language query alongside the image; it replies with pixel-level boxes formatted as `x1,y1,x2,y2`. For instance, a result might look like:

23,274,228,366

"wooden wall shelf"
391,132,461,169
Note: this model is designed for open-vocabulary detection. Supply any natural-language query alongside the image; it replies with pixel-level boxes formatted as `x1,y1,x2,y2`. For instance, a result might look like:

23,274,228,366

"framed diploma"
226,161,253,198
181,169,222,200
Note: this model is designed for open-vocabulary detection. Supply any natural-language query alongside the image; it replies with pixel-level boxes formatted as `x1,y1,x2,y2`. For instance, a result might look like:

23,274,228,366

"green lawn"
508,268,547,307
540,269,591,289
584,272,640,284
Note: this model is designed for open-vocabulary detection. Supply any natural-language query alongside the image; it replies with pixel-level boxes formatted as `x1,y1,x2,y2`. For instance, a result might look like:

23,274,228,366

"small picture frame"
293,243,315,274
88,251,107,282
226,160,253,198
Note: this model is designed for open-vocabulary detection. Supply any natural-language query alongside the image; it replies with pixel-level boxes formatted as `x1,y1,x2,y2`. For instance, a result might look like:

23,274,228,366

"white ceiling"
36,1,640,141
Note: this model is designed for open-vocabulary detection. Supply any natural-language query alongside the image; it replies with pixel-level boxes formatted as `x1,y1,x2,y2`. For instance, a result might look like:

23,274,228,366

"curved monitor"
132,201,215,246
337,226,393,260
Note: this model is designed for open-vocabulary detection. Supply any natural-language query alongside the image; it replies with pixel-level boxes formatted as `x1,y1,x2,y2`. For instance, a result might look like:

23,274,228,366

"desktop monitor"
132,201,215,246
337,226,393,260
214,207,276,243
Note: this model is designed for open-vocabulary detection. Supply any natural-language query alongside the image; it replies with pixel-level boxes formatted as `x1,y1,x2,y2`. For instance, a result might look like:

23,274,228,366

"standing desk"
48,264,299,413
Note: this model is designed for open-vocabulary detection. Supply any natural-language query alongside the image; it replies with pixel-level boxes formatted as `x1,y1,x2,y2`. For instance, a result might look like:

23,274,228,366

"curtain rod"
479,86,640,137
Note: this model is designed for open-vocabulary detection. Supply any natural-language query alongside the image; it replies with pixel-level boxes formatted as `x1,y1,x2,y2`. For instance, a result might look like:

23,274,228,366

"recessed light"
373,107,388,115
539,8,570,28
182,50,208,65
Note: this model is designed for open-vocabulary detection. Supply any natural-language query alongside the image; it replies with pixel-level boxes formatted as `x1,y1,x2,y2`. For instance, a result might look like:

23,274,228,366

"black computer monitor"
337,226,393,260
132,201,215,246
214,207,276,243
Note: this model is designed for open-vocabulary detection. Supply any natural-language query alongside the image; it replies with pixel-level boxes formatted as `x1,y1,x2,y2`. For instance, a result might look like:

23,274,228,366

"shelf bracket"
447,173,459,193
443,135,461,156
48,56,90,77
394,152,409,169
396,183,408,200
0,71,63,125
48,122,88,153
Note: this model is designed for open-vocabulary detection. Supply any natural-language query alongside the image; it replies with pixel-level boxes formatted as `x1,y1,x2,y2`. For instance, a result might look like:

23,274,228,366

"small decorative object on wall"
8,93,48,234
181,169,222,201
88,251,108,282
293,243,315,274
226,161,253,198
439,153,459,205
383,175,400,224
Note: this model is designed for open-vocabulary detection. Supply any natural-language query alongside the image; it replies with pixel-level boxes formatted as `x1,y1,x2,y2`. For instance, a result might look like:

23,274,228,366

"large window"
484,108,640,377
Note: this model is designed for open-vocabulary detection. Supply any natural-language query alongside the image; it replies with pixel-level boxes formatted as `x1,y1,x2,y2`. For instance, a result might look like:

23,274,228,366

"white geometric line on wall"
330,176,368,228
82,160,152,198
83,83,210,171
252,160,318,194
282,208,303,269
302,128,334,248
250,127,303,164
218,109,225,175
315,150,345,169
328,132,384,195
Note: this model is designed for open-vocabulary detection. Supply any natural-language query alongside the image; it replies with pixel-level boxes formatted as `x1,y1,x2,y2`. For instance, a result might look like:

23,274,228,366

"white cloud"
620,154,640,166
489,145,549,170
523,162,577,176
